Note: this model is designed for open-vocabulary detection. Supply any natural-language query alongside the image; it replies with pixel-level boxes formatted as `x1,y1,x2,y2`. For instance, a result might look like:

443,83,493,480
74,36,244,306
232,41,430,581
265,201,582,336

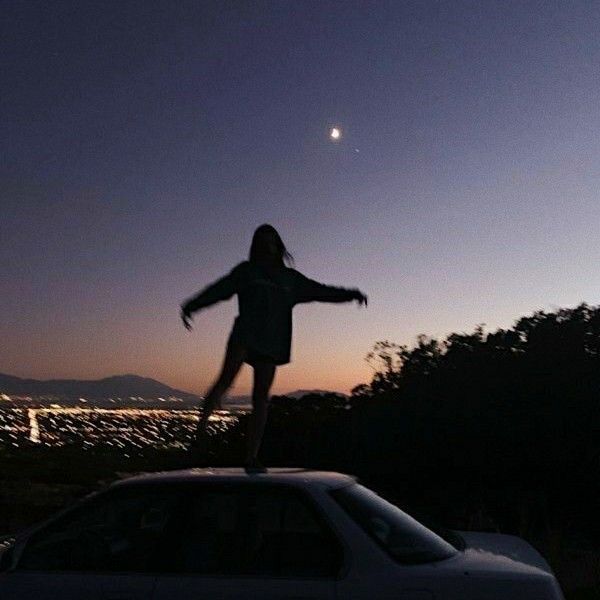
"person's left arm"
292,270,368,306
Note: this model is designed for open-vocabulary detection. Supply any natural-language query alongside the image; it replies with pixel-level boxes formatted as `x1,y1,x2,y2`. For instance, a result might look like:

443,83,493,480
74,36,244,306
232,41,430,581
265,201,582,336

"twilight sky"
2,1,600,396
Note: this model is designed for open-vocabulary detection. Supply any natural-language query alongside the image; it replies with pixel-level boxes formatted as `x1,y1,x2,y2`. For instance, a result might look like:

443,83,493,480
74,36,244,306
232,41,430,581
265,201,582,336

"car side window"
17,487,183,573
167,485,343,578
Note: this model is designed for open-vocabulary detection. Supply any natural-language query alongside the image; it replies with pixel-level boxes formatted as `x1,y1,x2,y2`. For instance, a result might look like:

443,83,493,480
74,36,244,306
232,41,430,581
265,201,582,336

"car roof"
110,468,357,491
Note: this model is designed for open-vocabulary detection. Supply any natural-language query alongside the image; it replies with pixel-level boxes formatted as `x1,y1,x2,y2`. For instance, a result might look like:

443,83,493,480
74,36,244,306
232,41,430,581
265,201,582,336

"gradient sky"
2,1,600,396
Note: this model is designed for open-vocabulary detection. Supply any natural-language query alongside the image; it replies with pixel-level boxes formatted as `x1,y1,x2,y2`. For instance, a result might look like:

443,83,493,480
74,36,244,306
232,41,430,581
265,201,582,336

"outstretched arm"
293,270,368,306
180,262,245,330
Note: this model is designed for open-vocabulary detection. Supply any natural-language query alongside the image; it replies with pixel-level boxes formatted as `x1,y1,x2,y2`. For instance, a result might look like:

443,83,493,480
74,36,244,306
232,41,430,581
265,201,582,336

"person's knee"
212,381,227,395
252,386,272,405
205,385,226,406
215,371,236,392
253,369,275,392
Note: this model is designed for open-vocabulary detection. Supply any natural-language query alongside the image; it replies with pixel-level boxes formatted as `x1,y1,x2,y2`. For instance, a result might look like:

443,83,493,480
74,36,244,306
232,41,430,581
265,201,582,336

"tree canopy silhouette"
212,302,600,553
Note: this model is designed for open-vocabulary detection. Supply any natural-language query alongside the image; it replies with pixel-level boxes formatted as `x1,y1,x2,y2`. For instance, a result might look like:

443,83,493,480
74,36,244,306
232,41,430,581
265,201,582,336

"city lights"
0,407,244,450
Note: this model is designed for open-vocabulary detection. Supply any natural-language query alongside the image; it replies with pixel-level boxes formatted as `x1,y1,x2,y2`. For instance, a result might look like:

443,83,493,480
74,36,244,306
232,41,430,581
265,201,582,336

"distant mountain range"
0,372,200,402
0,373,346,407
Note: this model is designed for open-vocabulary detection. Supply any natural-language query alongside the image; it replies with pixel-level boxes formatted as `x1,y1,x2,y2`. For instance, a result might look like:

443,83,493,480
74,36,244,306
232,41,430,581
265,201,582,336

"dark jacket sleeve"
292,270,359,305
182,262,246,315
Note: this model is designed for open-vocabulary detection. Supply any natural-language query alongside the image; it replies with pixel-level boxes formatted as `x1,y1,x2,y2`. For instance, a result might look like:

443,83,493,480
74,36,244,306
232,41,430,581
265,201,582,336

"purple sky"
2,1,600,395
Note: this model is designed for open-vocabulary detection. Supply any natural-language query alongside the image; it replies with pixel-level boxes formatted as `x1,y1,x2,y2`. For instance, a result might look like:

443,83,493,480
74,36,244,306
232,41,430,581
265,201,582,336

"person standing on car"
180,223,368,472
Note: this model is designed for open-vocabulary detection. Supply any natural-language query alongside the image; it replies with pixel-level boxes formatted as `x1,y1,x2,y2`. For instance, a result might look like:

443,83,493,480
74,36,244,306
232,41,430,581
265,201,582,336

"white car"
0,468,564,599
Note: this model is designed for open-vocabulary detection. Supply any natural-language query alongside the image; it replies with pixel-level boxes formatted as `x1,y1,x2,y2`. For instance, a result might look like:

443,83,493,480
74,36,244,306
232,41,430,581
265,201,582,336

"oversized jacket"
181,260,360,365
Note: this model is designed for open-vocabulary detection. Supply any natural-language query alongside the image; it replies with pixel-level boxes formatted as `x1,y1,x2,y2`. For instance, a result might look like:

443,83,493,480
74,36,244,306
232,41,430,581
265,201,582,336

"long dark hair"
249,224,294,268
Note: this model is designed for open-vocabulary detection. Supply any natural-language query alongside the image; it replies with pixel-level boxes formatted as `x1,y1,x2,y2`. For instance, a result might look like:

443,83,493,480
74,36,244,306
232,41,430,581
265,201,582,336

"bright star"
330,127,341,140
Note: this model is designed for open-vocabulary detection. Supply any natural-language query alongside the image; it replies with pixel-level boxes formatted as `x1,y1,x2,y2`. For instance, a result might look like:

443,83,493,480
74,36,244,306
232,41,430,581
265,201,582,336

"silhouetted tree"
213,303,600,550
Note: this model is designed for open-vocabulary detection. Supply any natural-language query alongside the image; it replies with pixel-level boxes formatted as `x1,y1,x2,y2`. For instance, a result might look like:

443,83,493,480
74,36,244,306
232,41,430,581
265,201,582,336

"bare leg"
245,362,276,462
193,340,246,447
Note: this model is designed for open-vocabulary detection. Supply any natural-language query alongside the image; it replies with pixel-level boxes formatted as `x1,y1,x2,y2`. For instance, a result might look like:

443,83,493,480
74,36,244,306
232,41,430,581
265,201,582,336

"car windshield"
331,484,457,564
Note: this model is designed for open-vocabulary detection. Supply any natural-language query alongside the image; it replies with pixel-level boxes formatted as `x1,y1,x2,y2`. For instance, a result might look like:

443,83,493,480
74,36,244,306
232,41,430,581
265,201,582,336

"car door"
152,483,342,599
0,485,184,600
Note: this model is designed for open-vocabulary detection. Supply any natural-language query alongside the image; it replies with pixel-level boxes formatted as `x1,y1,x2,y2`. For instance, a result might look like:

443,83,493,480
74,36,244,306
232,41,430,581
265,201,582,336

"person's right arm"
180,262,246,329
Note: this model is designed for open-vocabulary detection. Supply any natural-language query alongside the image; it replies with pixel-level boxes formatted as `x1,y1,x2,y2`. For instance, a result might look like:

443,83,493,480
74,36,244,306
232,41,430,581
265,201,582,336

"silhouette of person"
181,224,367,472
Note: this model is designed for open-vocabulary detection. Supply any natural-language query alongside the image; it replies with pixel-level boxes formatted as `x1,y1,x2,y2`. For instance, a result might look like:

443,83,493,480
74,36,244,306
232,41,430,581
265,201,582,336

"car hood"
455,531,554,575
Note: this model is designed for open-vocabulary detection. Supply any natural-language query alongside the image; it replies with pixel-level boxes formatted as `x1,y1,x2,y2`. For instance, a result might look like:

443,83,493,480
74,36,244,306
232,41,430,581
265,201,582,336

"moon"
329,127,341,140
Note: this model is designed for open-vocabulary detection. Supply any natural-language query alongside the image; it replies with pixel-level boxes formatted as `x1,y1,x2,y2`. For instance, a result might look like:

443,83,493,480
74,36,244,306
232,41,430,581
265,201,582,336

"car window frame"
330,483,458,566
13,484,188,576
12,481,349,581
